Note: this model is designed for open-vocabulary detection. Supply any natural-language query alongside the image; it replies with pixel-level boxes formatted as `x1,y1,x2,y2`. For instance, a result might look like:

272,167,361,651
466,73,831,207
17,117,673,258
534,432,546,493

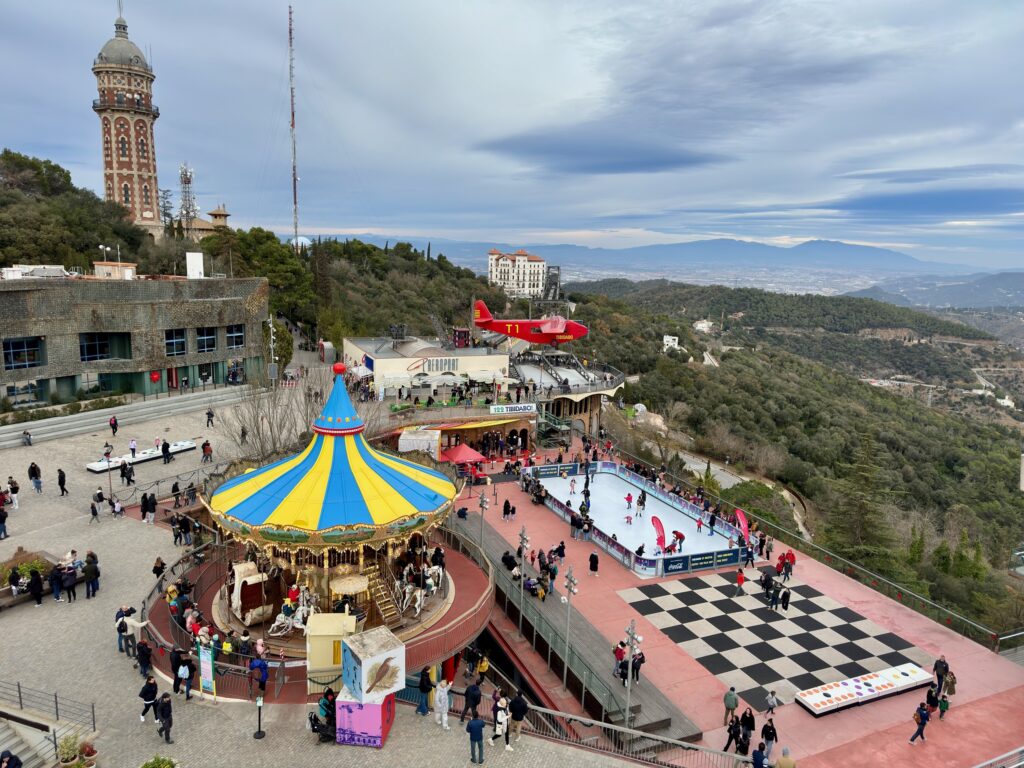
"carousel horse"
268,603,317,636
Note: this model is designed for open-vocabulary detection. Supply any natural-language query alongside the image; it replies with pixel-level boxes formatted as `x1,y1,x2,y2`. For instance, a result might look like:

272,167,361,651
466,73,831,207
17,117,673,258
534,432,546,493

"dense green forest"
567,279,993,340
0,150,148,268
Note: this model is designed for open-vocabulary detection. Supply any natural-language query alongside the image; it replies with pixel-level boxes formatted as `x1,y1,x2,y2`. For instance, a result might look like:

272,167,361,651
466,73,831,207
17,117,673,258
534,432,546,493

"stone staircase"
0,719,56,768
0,385,255,450
362,563,402,629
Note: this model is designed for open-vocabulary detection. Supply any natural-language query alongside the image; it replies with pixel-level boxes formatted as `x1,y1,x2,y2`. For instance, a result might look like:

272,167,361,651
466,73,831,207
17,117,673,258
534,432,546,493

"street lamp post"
477,489,489,547
623,619,643,730
517,525,530,635
562,566,579,691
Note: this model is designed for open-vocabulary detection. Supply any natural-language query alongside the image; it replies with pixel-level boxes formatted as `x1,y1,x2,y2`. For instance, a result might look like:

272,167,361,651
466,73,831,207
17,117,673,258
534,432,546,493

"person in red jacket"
734,568,746,597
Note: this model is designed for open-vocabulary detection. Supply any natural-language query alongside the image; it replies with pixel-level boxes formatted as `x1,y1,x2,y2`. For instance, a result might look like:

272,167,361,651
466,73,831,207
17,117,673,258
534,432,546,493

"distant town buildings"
487,249,548,298
692,319,715,334
663,335,679,352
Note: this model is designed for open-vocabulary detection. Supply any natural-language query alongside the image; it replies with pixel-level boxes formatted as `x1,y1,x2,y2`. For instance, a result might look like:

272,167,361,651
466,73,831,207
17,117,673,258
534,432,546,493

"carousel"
205,362,459,652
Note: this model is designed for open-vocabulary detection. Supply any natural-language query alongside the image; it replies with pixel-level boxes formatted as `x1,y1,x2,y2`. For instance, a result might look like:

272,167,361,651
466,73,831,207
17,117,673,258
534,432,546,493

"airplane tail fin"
473,300,492,324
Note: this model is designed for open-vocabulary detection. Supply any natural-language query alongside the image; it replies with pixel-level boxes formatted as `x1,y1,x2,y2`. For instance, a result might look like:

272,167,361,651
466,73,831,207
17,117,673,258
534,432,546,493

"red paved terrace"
478,464,1024,767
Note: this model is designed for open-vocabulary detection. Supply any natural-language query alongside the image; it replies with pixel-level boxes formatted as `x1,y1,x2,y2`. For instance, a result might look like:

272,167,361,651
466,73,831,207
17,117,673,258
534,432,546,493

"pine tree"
952,530,974,578
931,541,952,574
823,431,899,574
907,525,924,566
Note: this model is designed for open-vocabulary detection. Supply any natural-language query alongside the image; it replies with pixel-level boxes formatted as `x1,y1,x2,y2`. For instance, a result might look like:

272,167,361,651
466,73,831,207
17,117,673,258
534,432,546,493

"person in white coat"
434,679,451,730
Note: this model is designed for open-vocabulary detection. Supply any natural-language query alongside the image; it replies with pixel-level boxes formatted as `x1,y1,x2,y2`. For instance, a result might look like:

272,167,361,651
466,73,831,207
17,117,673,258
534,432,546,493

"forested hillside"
568,279,993,339
0,150,148,269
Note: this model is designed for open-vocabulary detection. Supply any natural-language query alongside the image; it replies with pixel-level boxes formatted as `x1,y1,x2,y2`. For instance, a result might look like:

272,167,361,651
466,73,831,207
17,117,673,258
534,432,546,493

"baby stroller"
308,712,335,743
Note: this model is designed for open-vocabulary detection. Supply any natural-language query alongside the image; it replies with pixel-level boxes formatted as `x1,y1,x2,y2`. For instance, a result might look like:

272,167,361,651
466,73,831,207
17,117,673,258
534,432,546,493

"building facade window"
119,136,128,158
3,337,45,370
164,328,186,357
143,185,151,206
138,137,148,159
197,326,217,353
226,324,245,349
122,183,131,205
79,333,111,361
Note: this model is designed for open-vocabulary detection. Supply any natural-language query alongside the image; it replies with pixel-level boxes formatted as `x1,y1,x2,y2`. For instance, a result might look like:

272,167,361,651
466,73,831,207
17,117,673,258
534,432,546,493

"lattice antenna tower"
178,163,199,241
288,5,300,255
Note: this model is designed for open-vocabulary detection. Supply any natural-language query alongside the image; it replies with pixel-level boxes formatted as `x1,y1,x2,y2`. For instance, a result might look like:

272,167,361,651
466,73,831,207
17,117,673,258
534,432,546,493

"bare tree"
220,377,303,462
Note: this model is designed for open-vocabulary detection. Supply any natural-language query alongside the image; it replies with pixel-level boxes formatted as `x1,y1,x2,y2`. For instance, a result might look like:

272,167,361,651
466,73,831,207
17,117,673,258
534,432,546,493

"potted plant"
139,756,177,768
57,734,80,766
79,739,98,767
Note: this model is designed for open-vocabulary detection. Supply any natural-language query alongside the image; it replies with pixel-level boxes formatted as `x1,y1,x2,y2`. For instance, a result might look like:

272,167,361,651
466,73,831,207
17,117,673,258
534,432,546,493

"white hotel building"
487,249,547,298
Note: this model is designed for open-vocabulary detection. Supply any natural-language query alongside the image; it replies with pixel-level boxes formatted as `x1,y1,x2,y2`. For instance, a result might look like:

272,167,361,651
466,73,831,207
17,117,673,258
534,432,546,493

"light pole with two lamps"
623,619,643,729
477,488,489,546
561,565,579,690
98,243,120,264
517,525,530,635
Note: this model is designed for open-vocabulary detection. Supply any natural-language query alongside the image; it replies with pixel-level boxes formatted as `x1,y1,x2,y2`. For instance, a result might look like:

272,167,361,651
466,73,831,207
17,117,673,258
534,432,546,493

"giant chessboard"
619,573,933,712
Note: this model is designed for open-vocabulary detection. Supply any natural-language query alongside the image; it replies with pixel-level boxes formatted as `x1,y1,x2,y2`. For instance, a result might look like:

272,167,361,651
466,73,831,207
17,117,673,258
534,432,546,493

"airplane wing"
537,316,567,333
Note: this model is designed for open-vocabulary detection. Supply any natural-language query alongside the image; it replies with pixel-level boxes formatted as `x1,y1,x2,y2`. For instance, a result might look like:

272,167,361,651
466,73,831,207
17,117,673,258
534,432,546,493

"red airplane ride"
473,300,588,347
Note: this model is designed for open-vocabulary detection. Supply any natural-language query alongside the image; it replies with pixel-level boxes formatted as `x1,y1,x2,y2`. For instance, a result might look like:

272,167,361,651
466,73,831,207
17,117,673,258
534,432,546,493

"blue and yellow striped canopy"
209,368,456,533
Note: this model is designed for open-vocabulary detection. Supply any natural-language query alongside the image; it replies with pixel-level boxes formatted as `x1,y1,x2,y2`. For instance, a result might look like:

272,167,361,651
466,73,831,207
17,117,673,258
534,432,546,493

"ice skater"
624,514,633,525
625,493,633,509
708,511,717,536
696,517,703,534
569,478,576,495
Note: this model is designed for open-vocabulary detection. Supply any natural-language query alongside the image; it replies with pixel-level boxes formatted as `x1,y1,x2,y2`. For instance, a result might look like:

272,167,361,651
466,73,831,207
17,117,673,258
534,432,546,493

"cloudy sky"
3,1,1023,266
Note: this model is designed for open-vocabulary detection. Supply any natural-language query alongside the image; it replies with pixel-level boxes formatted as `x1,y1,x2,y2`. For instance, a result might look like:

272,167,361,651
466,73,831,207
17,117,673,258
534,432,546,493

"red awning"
440,444,486,464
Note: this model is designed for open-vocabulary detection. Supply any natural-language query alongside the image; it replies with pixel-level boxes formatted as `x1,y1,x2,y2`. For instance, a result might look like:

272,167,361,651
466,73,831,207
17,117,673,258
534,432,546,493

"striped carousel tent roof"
209,363,456,532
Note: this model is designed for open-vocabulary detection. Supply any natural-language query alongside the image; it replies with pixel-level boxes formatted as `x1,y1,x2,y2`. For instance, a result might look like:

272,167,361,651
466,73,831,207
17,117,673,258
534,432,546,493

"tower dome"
94,16,149,70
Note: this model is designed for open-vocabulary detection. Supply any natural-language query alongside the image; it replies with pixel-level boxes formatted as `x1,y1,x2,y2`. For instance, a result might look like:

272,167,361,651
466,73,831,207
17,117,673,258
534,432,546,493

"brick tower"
92,14,161,236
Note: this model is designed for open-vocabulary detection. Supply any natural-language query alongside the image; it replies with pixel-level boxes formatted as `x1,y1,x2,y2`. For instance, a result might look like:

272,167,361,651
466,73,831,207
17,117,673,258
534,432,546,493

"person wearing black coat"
723,716,741,752
137,640,153,678
156,693,173,743
739,707,756,740
461,680,482,722
139,676,159,722
416,667,434,716
508,690,529,742
1,749,24,768
27,569,44,606
169,648,183,694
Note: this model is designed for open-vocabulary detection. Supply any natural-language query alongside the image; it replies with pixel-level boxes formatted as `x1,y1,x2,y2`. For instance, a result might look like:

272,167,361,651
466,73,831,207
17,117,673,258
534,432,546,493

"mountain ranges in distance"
846,271,1024,309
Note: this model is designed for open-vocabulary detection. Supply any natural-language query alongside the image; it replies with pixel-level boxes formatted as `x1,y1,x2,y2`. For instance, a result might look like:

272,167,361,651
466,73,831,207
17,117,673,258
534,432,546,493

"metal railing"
972,747,1024,768
0,680,96,732
592,436,1024,650
92,97,159,116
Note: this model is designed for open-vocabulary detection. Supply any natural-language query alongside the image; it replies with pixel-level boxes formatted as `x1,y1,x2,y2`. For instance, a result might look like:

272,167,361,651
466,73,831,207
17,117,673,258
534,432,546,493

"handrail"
592,434,1018,647
413,525,494,643
0,680,96,732
972,747,1024,768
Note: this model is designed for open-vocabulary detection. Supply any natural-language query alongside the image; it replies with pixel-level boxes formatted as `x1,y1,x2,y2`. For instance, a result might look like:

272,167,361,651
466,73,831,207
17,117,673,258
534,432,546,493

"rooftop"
345,336,508,359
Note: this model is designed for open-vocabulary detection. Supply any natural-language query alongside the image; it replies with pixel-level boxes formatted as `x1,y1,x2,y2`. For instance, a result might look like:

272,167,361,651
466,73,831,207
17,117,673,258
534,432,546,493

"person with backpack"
109,415,118,436
909,701,930,744
206,408,215,427
115,605,137,653
139,676,159,723
177,655,196,700
155,693,173,743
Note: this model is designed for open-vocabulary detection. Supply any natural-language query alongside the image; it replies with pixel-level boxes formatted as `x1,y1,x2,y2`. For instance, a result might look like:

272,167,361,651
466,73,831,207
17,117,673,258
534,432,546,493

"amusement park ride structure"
473,300,588,347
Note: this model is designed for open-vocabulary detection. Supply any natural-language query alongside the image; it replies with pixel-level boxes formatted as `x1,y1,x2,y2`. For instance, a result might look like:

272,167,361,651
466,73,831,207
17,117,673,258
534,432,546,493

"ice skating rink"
540,471,734,557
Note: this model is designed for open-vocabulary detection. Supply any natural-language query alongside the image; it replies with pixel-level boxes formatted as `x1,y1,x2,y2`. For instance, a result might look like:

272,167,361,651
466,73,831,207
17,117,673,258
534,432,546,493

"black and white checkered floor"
619,572,933,712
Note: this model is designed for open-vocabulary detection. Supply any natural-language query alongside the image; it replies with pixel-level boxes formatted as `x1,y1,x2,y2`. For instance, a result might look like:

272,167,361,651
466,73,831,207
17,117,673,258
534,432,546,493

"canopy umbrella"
439,443,486,464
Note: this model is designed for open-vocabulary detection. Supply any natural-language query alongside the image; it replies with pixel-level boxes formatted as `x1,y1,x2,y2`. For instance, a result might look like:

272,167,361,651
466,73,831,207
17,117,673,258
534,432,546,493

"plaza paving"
0,402,634,767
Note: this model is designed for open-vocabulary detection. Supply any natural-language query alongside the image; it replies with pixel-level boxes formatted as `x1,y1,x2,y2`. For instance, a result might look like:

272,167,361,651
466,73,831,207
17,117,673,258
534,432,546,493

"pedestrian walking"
125,464,135,486
7,478,19,509
761,717,777,761
781,588,791,611
129,438,137,458
909,701,930,743
589,551,599,577
28,462,42,493
753,742,768,768
178,655,196,700
137,639,153,678
734,569,745,597
466,710,486,764
0,507,7,540
770,583,782,611
939,694,950,720
206,408,215,427
109,415,118,436
509,690,528,742
944,669,957,696
743,542,755,568
631,649,645,685
489,697,513,752
434,679,451,730
723,716,741,751
240,426,248,445
765,690,780,715
740,707,756,740
460,679,482,722
156,693,173,743
723,686,738,726
83,557,99,599
119,463,128,486
416,668,434,715
139,676,159,722
201,440,213,464
172,481,181,508
933,655,949,695
775,747,797,768
57,469,68,496
48,565,63,602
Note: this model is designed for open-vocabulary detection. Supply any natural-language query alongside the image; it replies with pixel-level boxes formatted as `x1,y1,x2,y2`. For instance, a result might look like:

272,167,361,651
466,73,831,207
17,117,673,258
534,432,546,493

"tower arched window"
143,185,151,206
138,137,148,160
119,137,128,159
122,183,131,205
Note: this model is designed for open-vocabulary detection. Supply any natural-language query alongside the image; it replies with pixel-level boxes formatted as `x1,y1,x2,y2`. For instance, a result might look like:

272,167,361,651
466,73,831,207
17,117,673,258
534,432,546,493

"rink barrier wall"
533,464,745,578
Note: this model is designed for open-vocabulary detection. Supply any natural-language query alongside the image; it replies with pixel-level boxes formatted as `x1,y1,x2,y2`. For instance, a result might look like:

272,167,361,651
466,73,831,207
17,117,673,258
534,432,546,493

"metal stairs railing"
362,562,402,629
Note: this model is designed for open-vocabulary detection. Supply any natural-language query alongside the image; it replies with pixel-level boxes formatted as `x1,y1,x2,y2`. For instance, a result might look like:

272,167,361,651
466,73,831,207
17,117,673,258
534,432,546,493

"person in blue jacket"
909,701,930,744
249,657,269,693
466,710,486,765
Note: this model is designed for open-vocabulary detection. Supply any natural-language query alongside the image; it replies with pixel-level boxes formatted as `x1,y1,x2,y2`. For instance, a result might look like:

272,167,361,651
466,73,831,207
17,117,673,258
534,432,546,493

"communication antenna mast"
178,163,198,241
288,5,300,255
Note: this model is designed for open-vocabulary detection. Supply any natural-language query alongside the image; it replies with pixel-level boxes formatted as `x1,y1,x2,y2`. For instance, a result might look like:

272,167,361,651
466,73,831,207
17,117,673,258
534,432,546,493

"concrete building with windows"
0,268,268,405
487,248,547,298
